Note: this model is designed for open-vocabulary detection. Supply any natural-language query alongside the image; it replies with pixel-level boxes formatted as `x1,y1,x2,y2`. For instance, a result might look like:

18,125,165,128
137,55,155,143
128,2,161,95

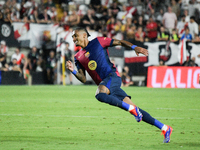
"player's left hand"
135,47,149,56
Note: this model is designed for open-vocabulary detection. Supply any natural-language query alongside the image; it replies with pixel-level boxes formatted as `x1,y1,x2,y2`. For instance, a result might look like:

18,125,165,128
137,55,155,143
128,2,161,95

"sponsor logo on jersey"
88,60,97,70
85,52,90,58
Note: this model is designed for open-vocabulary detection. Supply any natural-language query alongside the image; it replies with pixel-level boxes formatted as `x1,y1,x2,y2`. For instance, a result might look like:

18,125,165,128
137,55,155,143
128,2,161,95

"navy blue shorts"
99,72,130,101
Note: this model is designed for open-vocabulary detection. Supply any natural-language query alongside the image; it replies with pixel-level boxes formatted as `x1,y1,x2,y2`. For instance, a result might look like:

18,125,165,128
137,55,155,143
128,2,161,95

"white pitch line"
0,114,199,120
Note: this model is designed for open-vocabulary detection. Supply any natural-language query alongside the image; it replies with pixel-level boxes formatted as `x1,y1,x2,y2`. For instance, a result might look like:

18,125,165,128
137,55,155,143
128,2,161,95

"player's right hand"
66,60,74,72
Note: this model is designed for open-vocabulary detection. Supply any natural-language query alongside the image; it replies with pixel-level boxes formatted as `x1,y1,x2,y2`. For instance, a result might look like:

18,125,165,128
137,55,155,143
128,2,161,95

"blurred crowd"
1,0,200,84
1,0,200,41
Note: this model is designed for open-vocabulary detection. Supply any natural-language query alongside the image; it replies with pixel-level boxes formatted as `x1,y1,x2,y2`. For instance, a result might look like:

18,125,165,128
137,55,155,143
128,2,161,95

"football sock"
122,101,134,111
95,93,124,109
95,93,166,130
154,119,166,130
139,108,155,125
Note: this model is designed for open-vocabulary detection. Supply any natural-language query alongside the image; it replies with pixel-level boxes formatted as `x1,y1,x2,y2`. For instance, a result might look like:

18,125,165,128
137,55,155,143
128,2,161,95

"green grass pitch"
0,85,200,150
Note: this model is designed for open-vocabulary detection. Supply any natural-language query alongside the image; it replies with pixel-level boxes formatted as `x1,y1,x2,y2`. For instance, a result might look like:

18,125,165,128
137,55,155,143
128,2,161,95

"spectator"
157,26,169,41
80,9,98,30
47,6,58,23
136,0,145,16
183,9,190,23
188,0,196,17
114,19,126,34
171,0,180,18
101,0,113,9
116,5,128,23
149,9,156,21
10,0,21,22
29,10,39,23
184,57,198,67
68,10,80,27
3,7,12,23
109,2,120,18
106,16,116,38
60,42,73,85
19,0,26,19
135,15,146,29
124,13,134,30
170,29,179,42
125,24,136,40
90,0,101,13
99,8,109,29
162,6,177,34
180,27,192,41
60,10,69,24
126,0,137,17
11,47,27,70
38,8,51,23
177,15,188,38
23,0,38,20
135,26,145,42
179,0,190,13
27,46,39,72
158,60,167,67
156,8,164,23
37,0,46,14
146,16,158,42
192,24,200,42
3,58,22,74
0,41,8,68
188,16,199,39
121,66,134,87
46,50,57,84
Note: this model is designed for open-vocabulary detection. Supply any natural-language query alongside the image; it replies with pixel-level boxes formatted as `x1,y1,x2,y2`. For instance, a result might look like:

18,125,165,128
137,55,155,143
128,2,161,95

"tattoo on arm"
74,69,86,83
112,39,134,48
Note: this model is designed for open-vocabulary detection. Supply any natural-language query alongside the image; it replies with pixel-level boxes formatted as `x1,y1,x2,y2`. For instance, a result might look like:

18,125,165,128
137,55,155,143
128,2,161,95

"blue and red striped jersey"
74,37,120,85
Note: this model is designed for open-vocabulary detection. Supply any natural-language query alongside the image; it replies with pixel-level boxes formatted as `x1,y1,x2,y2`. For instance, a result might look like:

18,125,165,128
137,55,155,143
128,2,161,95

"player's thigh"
112,87,131,101
96,73,123,97
95,85,110,96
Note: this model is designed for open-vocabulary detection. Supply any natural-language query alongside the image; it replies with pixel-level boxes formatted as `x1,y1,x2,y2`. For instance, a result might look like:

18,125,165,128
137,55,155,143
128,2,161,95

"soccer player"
66,27,173,143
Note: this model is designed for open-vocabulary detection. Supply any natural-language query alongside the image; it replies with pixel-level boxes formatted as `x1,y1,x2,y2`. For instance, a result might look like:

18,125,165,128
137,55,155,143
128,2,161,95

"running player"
66,27,173,143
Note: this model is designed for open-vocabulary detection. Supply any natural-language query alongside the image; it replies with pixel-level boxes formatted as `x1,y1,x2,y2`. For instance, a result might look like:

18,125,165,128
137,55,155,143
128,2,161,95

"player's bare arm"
112,39,149,56
66,60,86,83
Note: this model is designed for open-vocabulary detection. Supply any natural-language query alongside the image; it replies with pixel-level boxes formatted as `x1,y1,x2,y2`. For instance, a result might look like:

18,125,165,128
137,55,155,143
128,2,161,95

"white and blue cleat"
162,126,173,143
129,106,143,122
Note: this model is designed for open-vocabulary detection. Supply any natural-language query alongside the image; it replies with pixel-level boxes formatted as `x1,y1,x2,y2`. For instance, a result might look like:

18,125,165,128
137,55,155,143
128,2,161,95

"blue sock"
139,108,155,125
122,101,130,111
154,119,164,130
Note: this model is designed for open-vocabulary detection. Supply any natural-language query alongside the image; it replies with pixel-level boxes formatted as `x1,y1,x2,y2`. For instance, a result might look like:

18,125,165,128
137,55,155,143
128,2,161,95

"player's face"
72,30,84,47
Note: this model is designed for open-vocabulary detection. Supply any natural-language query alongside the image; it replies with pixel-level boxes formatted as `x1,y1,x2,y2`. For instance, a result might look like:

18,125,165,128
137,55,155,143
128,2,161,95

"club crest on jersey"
88,60,97,70
85,52,90,58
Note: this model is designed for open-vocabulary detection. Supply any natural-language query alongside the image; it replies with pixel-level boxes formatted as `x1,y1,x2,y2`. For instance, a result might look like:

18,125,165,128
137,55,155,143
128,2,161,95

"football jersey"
11,53,25,65
74,37,120,85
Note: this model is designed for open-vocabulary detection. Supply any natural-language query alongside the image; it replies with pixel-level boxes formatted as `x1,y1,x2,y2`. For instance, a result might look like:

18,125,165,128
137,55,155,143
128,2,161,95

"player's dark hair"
74,27,91,37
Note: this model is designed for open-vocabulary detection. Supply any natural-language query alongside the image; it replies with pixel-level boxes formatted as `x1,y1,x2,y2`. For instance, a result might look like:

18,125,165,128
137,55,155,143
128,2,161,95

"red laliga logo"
147,67,200,88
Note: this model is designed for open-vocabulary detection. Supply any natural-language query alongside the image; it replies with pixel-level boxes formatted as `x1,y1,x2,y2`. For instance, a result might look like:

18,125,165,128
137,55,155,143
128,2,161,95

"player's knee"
95,93,106,103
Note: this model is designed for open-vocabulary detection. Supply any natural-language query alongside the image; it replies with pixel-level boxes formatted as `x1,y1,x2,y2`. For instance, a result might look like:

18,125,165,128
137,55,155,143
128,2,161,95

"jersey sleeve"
97,37,114,48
